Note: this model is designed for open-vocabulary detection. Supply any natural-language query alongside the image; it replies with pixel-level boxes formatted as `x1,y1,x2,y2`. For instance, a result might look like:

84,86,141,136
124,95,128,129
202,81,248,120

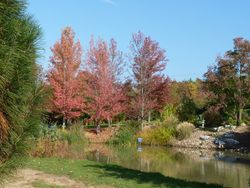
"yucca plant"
0,0,44,180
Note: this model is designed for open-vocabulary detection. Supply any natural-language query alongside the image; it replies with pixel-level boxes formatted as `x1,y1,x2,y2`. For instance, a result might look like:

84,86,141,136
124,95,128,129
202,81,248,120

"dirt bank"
3,169,108,188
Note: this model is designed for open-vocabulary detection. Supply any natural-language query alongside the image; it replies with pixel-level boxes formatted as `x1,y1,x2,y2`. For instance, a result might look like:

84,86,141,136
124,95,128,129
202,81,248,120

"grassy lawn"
26,157,223,188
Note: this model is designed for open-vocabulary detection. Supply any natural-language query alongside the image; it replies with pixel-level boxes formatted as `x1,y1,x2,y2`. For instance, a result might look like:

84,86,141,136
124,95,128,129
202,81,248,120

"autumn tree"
204,38,250,126
130,31,169,127
168,79,208,123
85,38,124,134
48,27,83,126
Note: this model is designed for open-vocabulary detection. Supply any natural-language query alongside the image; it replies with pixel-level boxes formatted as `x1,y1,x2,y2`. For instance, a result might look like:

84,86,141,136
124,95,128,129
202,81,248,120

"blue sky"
27,0,250,81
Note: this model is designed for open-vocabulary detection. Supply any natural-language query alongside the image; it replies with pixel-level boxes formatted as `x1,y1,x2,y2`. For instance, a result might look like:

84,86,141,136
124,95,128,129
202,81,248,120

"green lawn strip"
32,180,67,188
26,157,224,188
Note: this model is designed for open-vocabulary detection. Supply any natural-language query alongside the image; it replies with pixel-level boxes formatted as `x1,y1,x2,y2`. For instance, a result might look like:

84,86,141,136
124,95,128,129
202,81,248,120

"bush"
162,116,179,128
58,123,86,144
177,97,198,124
203,107,224,127
175,122,195,140
40,124,58,141
137,126,175,146
110,127,134,145
161,104,176,121
32,123,86,157
108,120,140,145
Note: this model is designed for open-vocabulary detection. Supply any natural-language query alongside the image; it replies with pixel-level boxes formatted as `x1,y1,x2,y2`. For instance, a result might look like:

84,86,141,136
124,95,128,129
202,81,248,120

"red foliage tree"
48,27,83,125
204,38,250,126
129,31,169,126
84,38,124,133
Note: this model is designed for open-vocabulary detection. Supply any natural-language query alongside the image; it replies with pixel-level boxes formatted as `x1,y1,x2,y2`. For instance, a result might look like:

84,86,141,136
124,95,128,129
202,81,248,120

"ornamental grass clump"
175,122,195,140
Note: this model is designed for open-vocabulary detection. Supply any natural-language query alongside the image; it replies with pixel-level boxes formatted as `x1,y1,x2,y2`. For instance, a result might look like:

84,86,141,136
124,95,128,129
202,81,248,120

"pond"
83,144,250,188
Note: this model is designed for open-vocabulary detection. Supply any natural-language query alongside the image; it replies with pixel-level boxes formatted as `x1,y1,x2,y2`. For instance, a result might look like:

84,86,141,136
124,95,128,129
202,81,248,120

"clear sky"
27,0,250,81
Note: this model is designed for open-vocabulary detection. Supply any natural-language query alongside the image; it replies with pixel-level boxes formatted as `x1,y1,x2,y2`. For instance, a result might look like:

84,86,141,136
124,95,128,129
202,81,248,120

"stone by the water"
200,135,210,141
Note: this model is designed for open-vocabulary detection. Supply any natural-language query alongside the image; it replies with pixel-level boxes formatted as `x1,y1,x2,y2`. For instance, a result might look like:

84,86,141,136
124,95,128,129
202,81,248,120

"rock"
223,138,239,147
214,139,225,148
218,140,225,148
211,127,218,132
224,124,231,128
215,136,239,149
200,135,210,141
231,126,236,130
240,122,246,126
223,132,235,139
217,126,224,132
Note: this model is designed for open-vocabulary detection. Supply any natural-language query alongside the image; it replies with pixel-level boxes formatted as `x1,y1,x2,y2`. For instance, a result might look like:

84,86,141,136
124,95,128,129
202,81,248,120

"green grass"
32,180,66,188
26,157,223,188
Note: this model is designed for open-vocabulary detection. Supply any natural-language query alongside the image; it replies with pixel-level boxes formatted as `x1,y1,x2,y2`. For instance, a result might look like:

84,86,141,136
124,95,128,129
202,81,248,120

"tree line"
47,27,250,132
47,27,169,133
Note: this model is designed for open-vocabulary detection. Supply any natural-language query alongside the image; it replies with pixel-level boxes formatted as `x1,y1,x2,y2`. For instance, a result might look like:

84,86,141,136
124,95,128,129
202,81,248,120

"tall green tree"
204,38,250,126
0,0,43,178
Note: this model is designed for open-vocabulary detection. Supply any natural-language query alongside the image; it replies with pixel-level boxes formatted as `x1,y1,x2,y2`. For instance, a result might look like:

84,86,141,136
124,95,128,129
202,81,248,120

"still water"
83,144,250,188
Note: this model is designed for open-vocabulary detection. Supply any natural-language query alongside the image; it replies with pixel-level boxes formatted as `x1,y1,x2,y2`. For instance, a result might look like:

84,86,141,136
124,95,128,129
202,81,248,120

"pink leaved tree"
130,31,169,128
84,38,124,134
48,27,83,126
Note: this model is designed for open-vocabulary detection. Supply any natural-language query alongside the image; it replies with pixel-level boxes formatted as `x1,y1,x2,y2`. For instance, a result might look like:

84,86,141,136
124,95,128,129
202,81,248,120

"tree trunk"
148,111,151,123
237,108,243,126
108,119,111,127
141,120,144,130
63,118,65,126
96,121,100,135
141,90,144,130
62,118,66,129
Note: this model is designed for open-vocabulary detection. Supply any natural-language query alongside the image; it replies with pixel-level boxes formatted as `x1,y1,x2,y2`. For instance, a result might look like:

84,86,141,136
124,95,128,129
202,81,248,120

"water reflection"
84,144,250,188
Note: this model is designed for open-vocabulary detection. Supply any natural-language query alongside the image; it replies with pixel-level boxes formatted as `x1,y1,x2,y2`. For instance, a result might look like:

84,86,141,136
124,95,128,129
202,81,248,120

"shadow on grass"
85,163,224,188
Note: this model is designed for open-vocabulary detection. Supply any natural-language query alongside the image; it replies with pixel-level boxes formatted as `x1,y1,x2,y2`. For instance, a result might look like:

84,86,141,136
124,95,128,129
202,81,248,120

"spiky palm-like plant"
0,0,44,179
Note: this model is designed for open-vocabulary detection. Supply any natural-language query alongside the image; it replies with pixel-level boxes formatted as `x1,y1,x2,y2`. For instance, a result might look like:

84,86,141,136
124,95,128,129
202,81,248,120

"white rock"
200,135,210,141
225,124,231,128
212,127,218,132
217,126,224,132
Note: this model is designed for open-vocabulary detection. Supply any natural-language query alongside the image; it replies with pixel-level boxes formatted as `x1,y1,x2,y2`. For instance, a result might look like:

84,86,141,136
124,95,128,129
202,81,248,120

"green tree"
0,0,43,178
169,79,208,124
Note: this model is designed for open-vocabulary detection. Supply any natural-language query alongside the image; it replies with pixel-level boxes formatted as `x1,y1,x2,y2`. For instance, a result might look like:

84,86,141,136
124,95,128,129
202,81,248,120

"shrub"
58,123,86,144
110,127,134,145
175,122,195,140
40,124,58,141
203,107,224,127
137,126,175,146
162,116,179,128
108,121,140,145
161,104,176,121
32,123,86,157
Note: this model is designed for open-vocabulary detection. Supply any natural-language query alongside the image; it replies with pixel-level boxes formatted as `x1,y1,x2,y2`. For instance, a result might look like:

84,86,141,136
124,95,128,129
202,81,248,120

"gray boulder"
223,138,239,147
223,132,235,139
